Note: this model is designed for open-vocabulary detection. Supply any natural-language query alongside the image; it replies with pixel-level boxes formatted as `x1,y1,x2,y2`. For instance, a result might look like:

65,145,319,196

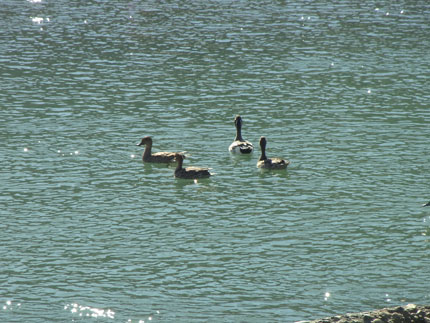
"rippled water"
1,0,430,322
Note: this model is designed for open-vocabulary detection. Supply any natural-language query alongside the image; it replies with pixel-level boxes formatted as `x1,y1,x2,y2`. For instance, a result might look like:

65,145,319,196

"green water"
1,1,430,322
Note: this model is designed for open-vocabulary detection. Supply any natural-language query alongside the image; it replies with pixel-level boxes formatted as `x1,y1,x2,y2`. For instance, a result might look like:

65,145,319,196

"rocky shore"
299,304,430,323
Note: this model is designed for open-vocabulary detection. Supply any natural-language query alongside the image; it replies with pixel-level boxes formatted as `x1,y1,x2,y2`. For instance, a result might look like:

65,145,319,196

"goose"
423,201,430,207
228,115,253,154
174,154,212,179
137,136,183,163
257,136,290,170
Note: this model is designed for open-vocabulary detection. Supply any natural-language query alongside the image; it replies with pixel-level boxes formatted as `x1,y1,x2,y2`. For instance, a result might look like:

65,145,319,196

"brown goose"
174,154,212,179
137,136,183,163
257,136,290,170
229,115,253,154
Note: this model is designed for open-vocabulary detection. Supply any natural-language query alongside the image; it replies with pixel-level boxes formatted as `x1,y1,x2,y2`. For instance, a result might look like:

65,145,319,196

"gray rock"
362,314,373,323
405,304,417,312
303,304,430,323
390,312,404,323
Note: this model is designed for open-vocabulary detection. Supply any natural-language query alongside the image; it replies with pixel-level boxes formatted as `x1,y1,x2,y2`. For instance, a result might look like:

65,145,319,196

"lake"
1,0,429,322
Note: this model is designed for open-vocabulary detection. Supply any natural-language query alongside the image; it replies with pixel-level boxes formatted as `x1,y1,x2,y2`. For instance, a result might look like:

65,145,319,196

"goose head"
259,136,267,149
234,115,243,130
137,136,152,146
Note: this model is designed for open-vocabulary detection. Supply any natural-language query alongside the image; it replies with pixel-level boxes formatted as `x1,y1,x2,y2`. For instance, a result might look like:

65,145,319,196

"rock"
305,304,430,323
391,312,404,323
376,310,391,322
394,306,405,314
362,314,373,323
405,304,417,312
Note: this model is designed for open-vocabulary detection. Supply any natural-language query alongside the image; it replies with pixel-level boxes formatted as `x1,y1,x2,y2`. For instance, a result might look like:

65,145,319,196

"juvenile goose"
228,115,253,154
257,136,290,170
174,154,212,179
137,136,183,163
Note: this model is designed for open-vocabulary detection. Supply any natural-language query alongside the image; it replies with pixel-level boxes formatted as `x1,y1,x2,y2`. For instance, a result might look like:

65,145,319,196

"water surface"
1,0,430,322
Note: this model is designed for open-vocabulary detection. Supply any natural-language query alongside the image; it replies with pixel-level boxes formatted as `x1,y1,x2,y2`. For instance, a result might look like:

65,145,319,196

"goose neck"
142,141,152,158
259,140,267,160
235,124,244,141
176,156,183,170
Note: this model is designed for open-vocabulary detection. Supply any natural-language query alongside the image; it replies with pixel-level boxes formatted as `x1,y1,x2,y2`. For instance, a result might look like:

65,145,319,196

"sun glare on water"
64,303,115,319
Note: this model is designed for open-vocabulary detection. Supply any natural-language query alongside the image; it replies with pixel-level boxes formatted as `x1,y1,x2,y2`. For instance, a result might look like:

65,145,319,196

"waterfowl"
423,201,430,207
174,154,212,179
257,136,290,170
228,115,253,154
137,136,183,163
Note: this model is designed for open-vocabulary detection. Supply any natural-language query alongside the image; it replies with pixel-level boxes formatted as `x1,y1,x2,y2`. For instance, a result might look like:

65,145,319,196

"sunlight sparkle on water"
324,292,331,301
65,303,115,319
23,147,28,152
31,17,44,24
2,300,20,311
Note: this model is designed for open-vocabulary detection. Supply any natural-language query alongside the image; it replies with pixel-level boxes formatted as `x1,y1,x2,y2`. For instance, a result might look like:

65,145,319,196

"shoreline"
297,304,430,323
